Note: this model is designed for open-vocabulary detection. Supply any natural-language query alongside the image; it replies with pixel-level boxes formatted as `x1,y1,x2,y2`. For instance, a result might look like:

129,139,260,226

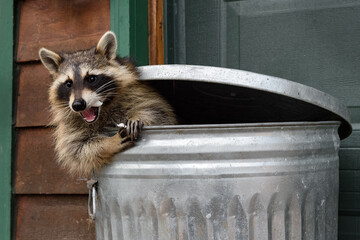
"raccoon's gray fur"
39,31,177,177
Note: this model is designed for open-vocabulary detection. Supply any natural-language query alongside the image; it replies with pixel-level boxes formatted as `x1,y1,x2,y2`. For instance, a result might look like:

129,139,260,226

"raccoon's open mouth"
80,107,100,123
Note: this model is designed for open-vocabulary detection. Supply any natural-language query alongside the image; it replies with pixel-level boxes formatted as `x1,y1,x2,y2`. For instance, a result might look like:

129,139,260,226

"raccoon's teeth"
93,100,103,107
80,107,99,123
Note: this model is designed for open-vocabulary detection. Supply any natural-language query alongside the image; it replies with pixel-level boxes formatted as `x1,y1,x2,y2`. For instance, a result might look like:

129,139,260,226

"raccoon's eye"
64,80,72,88
87,75,97,83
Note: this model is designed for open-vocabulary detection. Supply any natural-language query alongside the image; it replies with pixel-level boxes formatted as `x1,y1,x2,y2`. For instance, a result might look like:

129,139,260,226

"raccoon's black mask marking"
57,80,72,102
56,67,117,104
84,74,116,95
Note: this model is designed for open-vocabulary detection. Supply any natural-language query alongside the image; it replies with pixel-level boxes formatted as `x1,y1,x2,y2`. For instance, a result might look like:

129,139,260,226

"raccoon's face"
39,31,132,123
53,65,115,123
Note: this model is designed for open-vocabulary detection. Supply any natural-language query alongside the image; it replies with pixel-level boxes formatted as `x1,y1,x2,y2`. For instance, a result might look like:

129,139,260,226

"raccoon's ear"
39,48,63,74
96,31,117,60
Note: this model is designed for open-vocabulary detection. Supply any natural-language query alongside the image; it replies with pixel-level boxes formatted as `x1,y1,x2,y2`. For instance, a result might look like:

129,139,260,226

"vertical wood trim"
156,0,164,64
131,0,149,66
111,0,149,66
149,0,164,65
111,0,130,57
0,0,13,239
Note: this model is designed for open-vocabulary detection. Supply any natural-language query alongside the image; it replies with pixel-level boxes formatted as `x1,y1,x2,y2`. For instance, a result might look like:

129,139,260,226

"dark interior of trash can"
150,80,351,139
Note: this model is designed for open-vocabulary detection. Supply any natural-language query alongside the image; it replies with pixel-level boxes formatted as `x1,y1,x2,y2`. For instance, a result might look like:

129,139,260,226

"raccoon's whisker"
99,93,122,97
54,102,69,106
95,81,118,93
54,101,70,107
95,84,111,93
98,86,120,93
96,85,119,94
98,93,122,99
55,104,71,109
61,105,72,112
64,108,73,119
56,104,70,108
63,106,71,113
96,80,115,89
97,88,119,95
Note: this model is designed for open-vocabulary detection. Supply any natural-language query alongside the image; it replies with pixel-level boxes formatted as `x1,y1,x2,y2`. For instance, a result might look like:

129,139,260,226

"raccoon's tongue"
81,107,97,122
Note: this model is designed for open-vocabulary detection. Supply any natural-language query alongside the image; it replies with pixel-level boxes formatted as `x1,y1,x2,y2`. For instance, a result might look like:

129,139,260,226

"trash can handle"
87,179,98,220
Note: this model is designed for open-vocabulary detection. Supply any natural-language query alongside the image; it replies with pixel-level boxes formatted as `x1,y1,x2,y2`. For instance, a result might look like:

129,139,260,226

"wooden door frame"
149,0,164,65
110,0,151,66
110,0,164,66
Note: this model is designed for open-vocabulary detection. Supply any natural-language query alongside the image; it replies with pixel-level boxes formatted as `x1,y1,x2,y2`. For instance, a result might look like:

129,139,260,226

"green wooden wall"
165,0,360,238
0,0,13,239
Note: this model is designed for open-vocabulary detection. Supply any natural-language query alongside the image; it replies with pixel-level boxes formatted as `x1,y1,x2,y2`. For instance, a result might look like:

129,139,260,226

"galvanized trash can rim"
137,64,352,139
141,120,341,131
100,120,341,178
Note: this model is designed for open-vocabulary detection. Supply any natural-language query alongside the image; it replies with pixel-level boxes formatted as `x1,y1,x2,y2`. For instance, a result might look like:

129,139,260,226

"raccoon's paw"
119,119,144,141
118,129,133,145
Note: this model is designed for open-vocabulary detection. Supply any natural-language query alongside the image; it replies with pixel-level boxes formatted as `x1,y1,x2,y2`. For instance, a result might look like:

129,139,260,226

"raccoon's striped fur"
39,31,177,177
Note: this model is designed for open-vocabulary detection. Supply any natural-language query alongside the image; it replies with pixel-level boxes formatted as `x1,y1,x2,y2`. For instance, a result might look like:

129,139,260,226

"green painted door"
111,0,149,66
0,0,13,239
165,0,360,238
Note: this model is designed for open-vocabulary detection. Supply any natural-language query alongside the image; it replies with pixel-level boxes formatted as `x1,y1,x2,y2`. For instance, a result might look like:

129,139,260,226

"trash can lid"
138,65,352,139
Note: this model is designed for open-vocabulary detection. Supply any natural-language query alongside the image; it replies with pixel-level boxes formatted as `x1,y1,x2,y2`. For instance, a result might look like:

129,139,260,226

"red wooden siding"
16,64,52,127
17,0,110,62
15,195,95,240
15,128,88,194
14,0,111,239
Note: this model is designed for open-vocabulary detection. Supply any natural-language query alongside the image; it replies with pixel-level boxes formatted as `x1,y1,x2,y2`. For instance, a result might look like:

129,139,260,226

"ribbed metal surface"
96,122,340,240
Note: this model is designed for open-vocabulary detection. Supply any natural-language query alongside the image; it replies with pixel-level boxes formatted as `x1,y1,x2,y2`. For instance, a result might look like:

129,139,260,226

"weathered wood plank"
15,195,95,240
16,63,52,127
15,128,88,194
17,0,110,62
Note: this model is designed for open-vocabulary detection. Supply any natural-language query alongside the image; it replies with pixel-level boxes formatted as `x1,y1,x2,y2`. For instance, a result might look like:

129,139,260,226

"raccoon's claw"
117,127,131,145
123,119,144,141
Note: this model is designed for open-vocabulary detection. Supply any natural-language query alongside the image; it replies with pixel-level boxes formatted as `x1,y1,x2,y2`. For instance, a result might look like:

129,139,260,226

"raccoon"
39,31,177,177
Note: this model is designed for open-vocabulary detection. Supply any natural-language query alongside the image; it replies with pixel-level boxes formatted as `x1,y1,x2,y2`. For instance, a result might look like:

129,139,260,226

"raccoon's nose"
72,99,87,112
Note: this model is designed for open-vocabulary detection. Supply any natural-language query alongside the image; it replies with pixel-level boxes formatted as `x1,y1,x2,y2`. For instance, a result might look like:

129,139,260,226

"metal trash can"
94,65,352,240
